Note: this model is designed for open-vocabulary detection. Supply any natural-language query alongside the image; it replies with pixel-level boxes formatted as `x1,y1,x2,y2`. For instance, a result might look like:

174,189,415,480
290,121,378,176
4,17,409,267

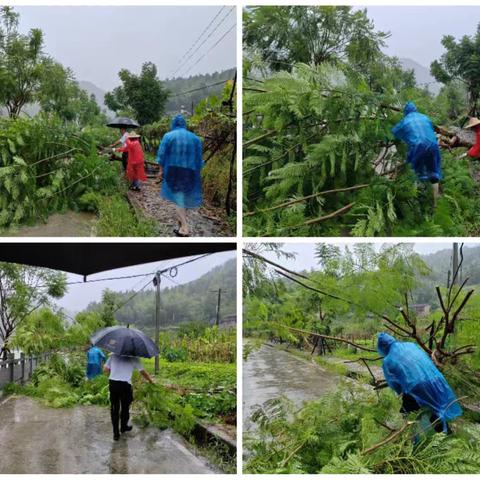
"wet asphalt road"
0,396,215,474
243,344,339,432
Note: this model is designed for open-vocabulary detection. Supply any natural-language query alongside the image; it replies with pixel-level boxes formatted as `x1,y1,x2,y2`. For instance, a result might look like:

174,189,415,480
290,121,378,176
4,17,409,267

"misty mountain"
78,80,108,109
164,68,236,113
87,258,236,333
415,245,480,305
399,57,441,95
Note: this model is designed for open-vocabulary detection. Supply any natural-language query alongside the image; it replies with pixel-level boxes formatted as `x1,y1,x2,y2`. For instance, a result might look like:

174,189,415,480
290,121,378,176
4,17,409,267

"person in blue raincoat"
156,114,204,237
391,102,442,205
86,344,107,380
377,332,462,433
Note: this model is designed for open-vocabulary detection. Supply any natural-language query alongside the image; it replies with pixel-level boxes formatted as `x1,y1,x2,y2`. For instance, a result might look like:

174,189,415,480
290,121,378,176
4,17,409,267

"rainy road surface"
2,211,96,237
0,396,215,474
243,343,339,432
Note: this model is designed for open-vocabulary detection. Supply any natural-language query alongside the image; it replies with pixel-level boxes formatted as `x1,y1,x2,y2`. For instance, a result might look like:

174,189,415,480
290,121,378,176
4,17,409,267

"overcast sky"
54,250,236,314
256,242,477,273
15,5,236,91
359,6,480,68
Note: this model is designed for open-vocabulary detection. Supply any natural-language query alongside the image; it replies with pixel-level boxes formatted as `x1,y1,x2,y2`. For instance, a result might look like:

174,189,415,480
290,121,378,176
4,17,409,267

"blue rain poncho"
391,102,442,182
156,115,204,209
86,346,106,380
377,333,462,432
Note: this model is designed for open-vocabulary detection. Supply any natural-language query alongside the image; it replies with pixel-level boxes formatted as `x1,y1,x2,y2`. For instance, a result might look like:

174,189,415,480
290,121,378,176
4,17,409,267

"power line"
170,79,230,98
111,278,153,315
174,7,235,78
171,6,226,76
38,253,213,288
181,23,236,78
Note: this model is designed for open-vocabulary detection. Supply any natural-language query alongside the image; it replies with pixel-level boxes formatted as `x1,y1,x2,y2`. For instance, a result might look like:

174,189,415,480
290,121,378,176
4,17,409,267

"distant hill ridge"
399,57,441,95
77,68,236,116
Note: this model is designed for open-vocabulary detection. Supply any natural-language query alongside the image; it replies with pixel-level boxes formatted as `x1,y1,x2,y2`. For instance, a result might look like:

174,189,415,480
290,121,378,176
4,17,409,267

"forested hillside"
87,259,236,332
164,68,236,113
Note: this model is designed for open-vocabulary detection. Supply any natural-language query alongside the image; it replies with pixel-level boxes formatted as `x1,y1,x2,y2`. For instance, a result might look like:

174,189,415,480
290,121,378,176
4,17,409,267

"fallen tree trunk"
435,125,476,149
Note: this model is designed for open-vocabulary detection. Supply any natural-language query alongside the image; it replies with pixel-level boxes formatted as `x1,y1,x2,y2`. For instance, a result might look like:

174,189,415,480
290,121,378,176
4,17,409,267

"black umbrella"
91,326,158,358
106,117,140,129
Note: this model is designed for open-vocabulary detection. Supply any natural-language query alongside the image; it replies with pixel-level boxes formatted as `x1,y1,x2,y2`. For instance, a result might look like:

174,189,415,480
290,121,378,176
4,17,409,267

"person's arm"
391,119,404,141
196,137,204,170
156,136,169,176
110,139,121,148
467,141,480,158
136,358,154,384
140,369,155,384
104,356,111,374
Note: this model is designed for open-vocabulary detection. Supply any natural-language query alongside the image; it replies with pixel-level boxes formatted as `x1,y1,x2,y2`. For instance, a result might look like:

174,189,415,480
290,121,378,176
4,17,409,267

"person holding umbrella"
157,114,204,237
113,132,147,191
104,353,154,440
91,326,157,441
107,117,140,171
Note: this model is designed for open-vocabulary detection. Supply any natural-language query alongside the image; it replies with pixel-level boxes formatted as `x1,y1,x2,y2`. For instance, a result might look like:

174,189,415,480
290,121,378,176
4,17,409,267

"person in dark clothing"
104,354,154,441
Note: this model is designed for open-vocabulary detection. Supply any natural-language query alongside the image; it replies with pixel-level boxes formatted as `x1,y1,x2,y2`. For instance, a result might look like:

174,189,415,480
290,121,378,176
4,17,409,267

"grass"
95,194,158,236
143,358,236,391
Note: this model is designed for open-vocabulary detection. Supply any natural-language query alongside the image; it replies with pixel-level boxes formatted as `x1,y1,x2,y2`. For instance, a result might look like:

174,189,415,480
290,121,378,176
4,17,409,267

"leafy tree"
0,7,101,123
0,262,66,358
65,311,107,347
37,59,103,125
99,289,118,327
11,307,65,354
105,62,169,125
243,6,388,73
0,7,45,117
430,25,480,116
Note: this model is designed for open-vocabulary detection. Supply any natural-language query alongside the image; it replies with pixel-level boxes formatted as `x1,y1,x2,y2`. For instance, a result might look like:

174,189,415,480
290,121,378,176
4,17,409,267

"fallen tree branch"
273,269,349,303
362,421,415,455
273,322,377,353
244,185,369,217
287,202,355,228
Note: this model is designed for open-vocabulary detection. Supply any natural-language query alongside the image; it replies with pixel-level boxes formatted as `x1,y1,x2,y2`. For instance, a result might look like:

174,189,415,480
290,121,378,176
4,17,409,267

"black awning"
0,243,235,277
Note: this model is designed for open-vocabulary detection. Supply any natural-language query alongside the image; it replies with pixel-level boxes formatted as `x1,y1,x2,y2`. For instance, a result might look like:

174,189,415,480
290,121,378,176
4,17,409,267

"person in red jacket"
465,117,480,158
114,131,147,191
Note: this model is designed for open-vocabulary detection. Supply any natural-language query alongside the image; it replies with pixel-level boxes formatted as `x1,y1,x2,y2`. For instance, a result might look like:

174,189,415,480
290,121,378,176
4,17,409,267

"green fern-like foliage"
243,58,480,236
244,381,480,474
0,115,120,230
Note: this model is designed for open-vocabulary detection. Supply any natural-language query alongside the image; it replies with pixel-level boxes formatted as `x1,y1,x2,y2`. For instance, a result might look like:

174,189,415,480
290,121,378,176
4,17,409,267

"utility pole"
216,288,222,326
210,288,225,326
153,271,161,374
452,243,459,286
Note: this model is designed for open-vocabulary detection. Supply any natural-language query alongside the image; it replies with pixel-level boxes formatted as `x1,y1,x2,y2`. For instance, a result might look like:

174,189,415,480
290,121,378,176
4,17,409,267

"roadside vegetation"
243,243,480,473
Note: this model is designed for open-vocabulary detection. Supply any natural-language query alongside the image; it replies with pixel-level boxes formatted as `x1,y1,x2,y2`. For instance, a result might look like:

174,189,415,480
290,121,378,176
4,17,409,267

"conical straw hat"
465,117,480,129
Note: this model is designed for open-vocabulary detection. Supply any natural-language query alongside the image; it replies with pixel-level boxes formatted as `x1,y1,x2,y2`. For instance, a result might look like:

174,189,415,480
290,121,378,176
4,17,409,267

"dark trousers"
401,393,445,434
109,379,133,435
122,152,128,172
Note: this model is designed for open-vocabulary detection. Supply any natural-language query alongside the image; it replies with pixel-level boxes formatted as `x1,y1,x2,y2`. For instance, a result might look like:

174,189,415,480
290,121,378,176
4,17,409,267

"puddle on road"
243,344,339,432
0,396,214,474
2,211,96,237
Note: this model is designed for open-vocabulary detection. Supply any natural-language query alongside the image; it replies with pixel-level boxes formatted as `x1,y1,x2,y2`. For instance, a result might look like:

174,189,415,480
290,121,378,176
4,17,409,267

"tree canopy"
105,62,169,125
431,24,480,116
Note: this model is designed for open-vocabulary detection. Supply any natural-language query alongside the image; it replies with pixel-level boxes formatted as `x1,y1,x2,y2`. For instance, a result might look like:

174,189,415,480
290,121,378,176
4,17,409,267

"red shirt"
468,127,480,158
117,139,144,165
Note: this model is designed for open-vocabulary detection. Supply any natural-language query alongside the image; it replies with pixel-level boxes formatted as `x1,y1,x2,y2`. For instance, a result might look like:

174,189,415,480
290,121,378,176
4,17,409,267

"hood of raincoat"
377,332,396,356
171,114,187,130
404,101,417,116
